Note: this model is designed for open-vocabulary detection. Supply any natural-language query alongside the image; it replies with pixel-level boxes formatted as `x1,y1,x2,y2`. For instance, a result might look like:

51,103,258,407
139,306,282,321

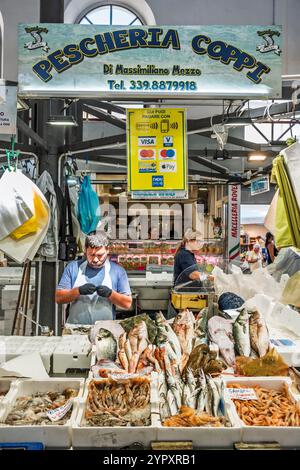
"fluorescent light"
198,188,208,191
248,154,267,162
47,115,78,126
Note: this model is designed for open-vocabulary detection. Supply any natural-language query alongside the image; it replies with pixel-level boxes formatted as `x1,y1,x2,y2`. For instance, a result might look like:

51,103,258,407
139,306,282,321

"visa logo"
138,136,156,146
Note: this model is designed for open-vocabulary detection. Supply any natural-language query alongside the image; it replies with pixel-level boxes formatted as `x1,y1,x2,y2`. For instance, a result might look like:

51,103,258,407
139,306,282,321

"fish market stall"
0,378,85,448
1,288,300,448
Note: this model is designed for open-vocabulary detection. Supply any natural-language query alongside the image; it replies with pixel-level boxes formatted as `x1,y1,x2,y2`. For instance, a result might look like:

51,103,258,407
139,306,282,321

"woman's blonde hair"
175,228,203,254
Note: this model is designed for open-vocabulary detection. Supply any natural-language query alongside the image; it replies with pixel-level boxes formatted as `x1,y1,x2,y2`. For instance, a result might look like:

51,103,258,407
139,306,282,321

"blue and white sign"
18,24,282,98
250,175,270,196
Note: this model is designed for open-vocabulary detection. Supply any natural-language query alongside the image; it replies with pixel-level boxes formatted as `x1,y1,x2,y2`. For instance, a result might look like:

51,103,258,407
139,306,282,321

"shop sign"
0,82,17,135
18,24,282,98
227,184,241,261
127,108,187,199
250,175,270,196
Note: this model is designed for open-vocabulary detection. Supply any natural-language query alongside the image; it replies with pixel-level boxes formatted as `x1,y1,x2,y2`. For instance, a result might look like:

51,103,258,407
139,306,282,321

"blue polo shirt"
57,258,131,296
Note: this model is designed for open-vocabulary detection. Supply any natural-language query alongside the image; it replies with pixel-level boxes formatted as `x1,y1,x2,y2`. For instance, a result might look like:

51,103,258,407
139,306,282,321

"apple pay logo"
159,162,177,173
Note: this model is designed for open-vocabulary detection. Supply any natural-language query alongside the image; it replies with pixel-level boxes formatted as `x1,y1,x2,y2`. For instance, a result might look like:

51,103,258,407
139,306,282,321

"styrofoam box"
0,378,84,448
72,376,157,448
0,336,62,373
52,336,92,374
223,376,300,448
155,376,242,449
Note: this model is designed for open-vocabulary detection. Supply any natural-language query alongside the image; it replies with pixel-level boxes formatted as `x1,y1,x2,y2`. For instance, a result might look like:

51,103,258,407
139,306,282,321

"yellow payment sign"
127,108,188,199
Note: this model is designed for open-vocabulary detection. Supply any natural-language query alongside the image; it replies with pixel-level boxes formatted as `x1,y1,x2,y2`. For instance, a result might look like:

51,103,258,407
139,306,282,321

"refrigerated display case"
109,239,225,274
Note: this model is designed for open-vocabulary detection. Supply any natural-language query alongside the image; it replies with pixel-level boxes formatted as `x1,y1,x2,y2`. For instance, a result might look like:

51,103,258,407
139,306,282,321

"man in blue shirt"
56,233,132,324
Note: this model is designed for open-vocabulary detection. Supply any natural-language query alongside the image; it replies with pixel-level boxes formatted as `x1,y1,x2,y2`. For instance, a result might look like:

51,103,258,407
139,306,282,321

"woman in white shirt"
247,243,263,272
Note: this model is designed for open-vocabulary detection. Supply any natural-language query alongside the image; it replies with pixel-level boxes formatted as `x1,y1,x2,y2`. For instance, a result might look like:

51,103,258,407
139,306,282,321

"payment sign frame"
127,108,188,199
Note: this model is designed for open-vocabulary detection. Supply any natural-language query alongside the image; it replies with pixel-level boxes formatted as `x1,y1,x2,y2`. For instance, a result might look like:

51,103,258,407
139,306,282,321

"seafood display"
85,378,151,427
162,406,224,427
208,316,236,367
96,328,118,362
158,365,230,427
3,388,78,426
183,344,226,376
236,348,289,377
120,314,158,344
172,309,195,370
249,310,270,357
117,320,161,374
229,383,300,426
233,309,251,357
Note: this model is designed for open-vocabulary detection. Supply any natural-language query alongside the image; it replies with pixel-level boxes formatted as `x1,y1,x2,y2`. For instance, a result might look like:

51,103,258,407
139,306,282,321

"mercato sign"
33,28,271,84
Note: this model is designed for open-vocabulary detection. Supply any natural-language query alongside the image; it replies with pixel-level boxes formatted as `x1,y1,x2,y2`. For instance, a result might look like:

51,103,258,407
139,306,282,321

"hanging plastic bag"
77,175,101,235
10,191,48,240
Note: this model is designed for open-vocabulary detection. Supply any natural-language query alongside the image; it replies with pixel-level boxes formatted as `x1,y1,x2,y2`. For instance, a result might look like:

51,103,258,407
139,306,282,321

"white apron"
68,259,113,324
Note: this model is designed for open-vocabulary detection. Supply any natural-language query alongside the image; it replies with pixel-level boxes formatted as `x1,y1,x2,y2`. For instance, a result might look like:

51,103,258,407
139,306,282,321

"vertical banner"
127,108,188,199
0,82,17,135
227,184,241,262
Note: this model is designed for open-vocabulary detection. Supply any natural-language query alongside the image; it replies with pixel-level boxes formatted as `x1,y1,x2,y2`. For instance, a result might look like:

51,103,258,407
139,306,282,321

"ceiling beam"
80,99,126,115
60,133,126,153
189,156,228,174
17,117,48,150
82,105,126,130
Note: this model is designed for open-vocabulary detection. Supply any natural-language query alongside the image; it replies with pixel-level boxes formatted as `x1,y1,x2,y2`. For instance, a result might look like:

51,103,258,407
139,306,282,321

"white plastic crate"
154,375,241,449
52,335,92,374
0,378,84,448
0,336,62,373
223,376,300,448
72,375,157,449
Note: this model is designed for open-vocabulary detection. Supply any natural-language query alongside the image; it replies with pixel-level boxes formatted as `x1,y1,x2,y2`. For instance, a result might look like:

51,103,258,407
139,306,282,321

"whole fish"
206,375,220,417
249,310,269,357
165,370,182,409
196,370,207,413
208,316,236,367
96,328,117,361
185,367,197,394
155,312,182,359
167,389,178,416
182,383,193,407
194,308,209,347
172,309,195,359
233,309,251,357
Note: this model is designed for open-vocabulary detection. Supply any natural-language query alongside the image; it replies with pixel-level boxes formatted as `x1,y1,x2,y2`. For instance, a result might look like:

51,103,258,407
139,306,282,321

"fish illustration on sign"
256,29,281,56
24,26,50,53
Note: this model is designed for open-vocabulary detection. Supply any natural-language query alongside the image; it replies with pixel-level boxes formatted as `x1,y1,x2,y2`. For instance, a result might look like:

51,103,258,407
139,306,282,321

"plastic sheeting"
271,154,300,248
281,271,300,307
77,175,101,235
212,265,289,303
0,170,50,263
0,170,34,240
267,246,300,281
282,141,300,213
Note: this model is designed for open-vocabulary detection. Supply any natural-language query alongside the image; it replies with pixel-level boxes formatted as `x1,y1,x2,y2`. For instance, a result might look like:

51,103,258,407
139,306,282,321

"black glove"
78,283,97,295
96,285,113,298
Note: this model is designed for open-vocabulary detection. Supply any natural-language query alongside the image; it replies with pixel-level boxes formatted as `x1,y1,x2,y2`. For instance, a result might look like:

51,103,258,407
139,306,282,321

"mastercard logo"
139,149,155,159
160,149,175,158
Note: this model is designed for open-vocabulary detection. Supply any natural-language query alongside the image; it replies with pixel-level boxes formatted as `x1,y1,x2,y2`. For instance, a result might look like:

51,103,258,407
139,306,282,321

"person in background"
55,233,132,324
246,242,263,272
256,235,265,248
173,228,213,285
265,231,278,265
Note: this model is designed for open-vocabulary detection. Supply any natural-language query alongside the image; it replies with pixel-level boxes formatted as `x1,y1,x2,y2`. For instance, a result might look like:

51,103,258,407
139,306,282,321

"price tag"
226,388,258,401
47,399,74,422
